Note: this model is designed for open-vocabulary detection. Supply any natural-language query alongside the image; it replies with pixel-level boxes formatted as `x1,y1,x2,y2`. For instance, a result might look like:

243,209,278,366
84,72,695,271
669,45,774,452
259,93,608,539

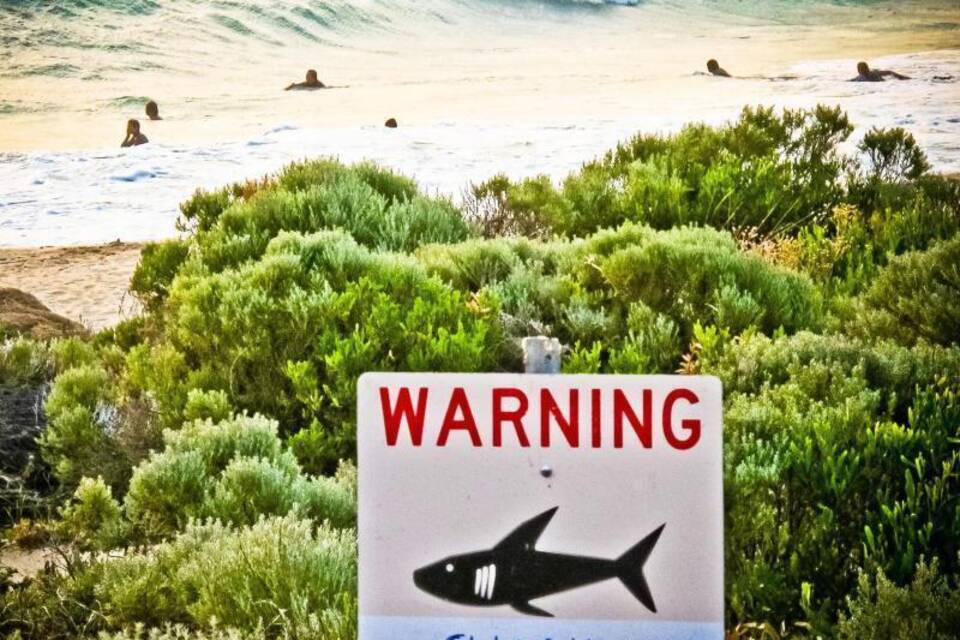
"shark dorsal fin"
494,506,558,551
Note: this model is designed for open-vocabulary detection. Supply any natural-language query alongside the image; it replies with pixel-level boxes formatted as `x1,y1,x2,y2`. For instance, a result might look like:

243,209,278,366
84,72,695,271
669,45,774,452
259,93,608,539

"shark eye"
445,563,454,573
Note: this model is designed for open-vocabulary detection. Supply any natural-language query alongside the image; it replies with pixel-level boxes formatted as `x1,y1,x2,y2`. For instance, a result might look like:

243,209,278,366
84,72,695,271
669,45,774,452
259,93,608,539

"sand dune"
0,242,143,331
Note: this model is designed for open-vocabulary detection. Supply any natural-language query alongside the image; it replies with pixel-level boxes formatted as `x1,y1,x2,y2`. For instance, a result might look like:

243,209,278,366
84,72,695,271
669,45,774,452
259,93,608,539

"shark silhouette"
412,506,665,617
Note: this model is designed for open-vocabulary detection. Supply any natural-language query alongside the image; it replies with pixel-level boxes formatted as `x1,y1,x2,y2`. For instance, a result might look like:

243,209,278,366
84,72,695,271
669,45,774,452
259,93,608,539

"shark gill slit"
487,564,496,599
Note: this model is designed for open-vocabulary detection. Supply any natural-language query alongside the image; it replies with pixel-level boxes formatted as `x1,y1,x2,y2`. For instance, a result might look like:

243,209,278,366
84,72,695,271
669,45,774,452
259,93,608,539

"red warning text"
379,385,702,450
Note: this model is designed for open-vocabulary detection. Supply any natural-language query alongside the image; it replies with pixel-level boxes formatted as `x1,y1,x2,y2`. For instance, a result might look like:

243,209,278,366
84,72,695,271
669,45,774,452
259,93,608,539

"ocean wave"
0,0,655,83
103,95,155,108
2,0,956,65
0,100,55,115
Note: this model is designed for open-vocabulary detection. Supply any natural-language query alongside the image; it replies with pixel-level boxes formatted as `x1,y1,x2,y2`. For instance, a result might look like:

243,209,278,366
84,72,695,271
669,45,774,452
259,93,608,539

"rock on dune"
0,288,88,340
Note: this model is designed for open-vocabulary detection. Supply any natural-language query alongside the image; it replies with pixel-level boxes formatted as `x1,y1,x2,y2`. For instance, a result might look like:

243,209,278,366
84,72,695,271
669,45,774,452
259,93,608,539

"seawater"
1,0,958,246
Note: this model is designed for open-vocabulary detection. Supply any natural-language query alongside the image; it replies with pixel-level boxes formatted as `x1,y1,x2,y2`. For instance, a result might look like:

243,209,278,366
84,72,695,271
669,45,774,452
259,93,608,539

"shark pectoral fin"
494,506,559,552
512,601,553,618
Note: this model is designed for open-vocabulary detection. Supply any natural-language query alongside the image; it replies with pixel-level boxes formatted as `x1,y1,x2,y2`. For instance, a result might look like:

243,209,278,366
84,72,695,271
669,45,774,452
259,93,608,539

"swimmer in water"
851,61,910,82
285,69,326,90
706,59,731,77
145,100,162,120
121,119,148,147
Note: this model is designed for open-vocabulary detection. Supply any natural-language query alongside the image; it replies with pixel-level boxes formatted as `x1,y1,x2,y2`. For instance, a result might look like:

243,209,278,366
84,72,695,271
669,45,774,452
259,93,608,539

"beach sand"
0,242,143,331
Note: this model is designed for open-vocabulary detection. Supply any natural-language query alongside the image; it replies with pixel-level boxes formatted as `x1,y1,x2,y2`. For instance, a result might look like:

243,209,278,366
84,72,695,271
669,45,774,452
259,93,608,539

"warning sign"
358,373,724,640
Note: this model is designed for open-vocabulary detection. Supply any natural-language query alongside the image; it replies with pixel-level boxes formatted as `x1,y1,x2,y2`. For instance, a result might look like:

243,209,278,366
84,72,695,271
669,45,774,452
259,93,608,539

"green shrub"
618,302,682,372
49,337,97,372
98,515,356,637
122,343,191,431
149,231,503,467
596,226,821,337
179,186,233,232
839,560,960,639
417,237,526,290
124,447,208,536
59,476,123,550
483,105,856,238
713,329,960,628
703,330,960,416
41,365,128,491
204,456,301,525
130,239,190,309
859,127,931,183
0,337,53,386
172,160,473,276
349,160,419,203
300,460,357,531
563,341,603,374
418,223,820,350
856,236,960,346
182,389,233,423
124,415,356,537
377,196,471,253
464,173,554,238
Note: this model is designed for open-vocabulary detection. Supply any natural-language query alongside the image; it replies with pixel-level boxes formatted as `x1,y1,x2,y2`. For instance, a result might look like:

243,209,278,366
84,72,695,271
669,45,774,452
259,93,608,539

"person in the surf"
851,61,909,82
285,69,326,90
145,100,162,120
706,59,731,77
121,119,149,147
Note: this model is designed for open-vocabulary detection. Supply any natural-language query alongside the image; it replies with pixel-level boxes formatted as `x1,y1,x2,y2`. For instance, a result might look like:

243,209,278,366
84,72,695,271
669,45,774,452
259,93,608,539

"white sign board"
358,373,723,640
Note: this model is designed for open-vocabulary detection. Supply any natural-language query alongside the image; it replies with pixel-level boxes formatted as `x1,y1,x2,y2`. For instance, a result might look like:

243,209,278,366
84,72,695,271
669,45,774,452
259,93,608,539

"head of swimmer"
857,61,870,75
707,59,721,74
306,69,319,85
145,100,160,120
127,120,140,138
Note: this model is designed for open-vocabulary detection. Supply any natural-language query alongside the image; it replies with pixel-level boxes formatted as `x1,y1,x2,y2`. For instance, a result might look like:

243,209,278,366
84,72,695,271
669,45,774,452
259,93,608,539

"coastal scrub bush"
702,330,960,414
705,328,960,628
0,336,53,386
178,160,472,276
40,364,129,492
139,159,474,312
129,239,190,309
124,414,356,538
838,560,960,639
58,475,123,550
859,126,931,184
482,106,857,238
182,388,233,423
594,225,820,336
49,336,98,371
98,515,356,637
462,107,958,301
854,236,960,347
417,223,820,349
138,230,505,468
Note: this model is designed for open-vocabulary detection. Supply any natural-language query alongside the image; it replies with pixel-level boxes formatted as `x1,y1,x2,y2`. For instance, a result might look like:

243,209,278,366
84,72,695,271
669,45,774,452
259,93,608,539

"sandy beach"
0,242,142,331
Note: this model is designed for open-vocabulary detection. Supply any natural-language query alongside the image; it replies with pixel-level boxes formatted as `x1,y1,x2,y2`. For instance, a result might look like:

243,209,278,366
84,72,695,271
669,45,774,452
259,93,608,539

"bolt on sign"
358,373,724,640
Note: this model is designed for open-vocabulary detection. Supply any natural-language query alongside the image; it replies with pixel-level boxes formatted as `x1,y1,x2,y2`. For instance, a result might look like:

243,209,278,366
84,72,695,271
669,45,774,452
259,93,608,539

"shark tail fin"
615,523,665,613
